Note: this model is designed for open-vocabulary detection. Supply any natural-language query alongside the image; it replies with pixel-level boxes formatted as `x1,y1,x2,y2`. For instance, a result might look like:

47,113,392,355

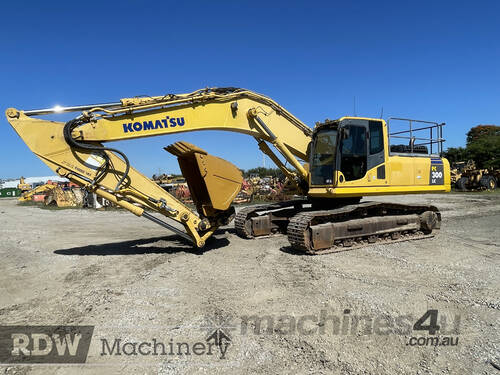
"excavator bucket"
165,142,243,217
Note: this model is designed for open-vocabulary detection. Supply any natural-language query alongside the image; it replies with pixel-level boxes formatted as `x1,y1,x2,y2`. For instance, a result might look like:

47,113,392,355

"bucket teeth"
164,141,207,157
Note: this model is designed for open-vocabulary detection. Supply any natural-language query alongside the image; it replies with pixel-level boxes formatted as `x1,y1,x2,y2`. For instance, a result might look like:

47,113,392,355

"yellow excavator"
17,182,78,207
5,87,450,254
17,176,32,193
18,183,56,202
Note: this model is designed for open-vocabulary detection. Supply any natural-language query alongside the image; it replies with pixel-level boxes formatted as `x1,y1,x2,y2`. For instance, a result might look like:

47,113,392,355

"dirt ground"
0,193,499,374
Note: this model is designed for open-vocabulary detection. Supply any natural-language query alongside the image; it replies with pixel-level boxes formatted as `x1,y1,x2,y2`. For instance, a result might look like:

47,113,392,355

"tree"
467,134,500,169
466,125,500,145
443,147,469,165
243,167,284,179
444,125,500,169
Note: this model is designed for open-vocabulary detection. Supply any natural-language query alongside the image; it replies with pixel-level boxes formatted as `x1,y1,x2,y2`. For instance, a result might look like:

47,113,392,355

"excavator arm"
6,88,312,247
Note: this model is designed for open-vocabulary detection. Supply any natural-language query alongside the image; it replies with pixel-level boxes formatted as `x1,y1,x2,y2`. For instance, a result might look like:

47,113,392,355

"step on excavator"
6,87,450,254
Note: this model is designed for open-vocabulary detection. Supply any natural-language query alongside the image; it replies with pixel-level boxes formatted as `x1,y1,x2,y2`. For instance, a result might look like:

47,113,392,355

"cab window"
369,121,384,154
341,125,367,181
310,130,337,185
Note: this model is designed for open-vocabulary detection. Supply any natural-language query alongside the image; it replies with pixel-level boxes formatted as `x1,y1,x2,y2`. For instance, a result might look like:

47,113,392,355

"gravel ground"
0,193,499,374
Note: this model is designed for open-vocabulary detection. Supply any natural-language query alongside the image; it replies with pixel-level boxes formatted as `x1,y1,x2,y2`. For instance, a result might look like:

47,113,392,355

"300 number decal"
429,163,444,185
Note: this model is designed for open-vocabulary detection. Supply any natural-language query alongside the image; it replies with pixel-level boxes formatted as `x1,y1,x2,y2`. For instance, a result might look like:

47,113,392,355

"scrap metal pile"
239,176,299,203
18,180,85,207
154,174,299,205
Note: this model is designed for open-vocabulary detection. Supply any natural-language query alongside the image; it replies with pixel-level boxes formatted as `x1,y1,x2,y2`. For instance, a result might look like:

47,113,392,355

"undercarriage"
234,200,441,254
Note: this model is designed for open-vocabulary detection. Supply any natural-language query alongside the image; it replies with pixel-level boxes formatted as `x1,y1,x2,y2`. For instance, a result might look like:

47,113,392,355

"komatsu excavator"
6,87,450,254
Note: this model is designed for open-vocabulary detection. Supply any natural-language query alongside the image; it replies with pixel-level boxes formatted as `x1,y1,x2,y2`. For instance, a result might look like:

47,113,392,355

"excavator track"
234,204,269,238
234,200,309,238
287,202,441,254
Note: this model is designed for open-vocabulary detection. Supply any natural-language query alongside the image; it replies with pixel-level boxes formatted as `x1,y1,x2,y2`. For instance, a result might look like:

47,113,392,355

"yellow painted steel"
165,141,243,217
5,88,450,247
308,116,451,197
6,111,208,246
5,88,312,247
18,183,56,202
75,90,311,163
17,176,31,193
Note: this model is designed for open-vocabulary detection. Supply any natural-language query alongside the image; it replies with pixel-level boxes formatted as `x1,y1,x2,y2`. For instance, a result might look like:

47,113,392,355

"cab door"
338,123,367,182
367,120,386,180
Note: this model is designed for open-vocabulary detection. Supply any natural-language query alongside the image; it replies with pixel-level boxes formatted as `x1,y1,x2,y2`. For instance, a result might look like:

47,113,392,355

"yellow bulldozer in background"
6,87,450,253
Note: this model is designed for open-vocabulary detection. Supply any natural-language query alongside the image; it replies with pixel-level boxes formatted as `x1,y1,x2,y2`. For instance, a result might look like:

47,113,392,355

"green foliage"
467,133,500,169
444,125,500,169
442,147,468,165
243,167,284,178
466,125,500,145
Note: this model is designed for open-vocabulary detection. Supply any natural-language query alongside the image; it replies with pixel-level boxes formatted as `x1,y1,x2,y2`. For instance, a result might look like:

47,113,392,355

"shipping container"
0,188,22,198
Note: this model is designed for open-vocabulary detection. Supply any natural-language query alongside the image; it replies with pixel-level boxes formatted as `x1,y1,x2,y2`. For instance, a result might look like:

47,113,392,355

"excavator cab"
308,117,449,196
310,118,387,188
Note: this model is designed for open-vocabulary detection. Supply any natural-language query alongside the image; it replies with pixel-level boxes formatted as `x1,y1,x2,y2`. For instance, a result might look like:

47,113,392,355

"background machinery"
17,176,31,193
452,160,498,191
6,87,450,253
18,180,83,207
18,182,57,202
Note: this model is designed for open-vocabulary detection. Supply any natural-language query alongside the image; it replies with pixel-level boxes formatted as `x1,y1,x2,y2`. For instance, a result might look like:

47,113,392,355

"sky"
1,1,499,179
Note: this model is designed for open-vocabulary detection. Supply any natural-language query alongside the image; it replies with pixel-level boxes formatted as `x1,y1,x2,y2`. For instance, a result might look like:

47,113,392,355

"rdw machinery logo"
0,326,94,364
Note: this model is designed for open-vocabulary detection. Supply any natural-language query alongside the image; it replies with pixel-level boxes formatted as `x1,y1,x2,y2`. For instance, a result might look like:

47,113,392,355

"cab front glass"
310,129,337,185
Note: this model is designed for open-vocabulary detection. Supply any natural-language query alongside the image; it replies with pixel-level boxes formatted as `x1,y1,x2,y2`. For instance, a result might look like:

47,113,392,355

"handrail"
387,117,445,155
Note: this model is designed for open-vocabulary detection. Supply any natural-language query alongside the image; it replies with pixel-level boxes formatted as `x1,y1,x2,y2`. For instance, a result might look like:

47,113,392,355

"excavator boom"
6,88,312,247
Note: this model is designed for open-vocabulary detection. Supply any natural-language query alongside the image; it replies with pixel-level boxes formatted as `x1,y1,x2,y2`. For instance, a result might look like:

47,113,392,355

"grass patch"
17,201,40,207
17,201,81,210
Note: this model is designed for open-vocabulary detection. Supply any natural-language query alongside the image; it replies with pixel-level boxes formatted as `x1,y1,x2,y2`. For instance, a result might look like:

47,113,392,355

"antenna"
379,106,384,119
353,96,357,117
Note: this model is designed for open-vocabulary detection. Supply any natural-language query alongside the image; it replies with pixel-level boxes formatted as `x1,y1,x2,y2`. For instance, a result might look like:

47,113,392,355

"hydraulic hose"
63,117,130,191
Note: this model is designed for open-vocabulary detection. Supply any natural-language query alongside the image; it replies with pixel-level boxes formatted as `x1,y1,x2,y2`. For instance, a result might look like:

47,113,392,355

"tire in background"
480,175,497,191
455,177,469,191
